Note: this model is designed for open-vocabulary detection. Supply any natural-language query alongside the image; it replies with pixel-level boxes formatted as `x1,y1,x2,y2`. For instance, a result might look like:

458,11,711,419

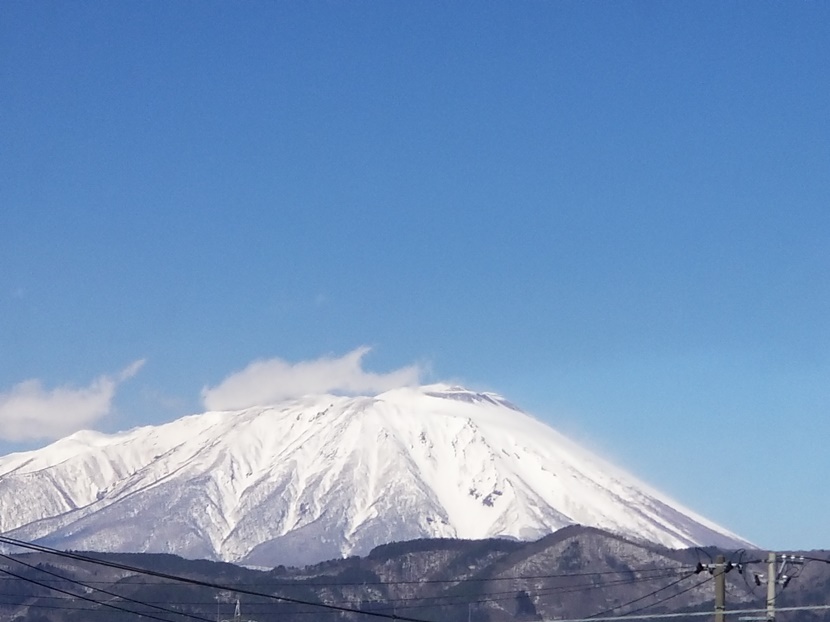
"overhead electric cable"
543,603,830,622
279,565,698,586
0,536,434,622
587,573,697,618
0,564,689,617
0,569,680,620
0,599,101,613
0,551,215,622
363,571,695,612
0,564,182,622
615,575,713,618
0,534,714,622
0,555,696,587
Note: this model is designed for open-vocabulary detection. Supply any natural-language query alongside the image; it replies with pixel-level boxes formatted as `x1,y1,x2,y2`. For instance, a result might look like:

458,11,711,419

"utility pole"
695,554,734,622
714,555,726,622
766,552,777,622
761,553,805,622
747,553,805,622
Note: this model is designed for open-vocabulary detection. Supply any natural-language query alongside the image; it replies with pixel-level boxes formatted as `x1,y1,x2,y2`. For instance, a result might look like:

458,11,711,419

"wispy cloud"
0,360,145,442
202,347,422,410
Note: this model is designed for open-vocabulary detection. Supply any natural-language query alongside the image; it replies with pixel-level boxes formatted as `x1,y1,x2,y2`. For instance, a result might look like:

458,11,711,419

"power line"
5,592,830,622
0,561,697,587
588,573,698,618
541,603,830,622
6,534,802,622
293,566,698,586
0,570,684,607
332,571,690,607
0,601,92,613
0,535,693,593
0,564,184,622
0,536,434,622
355,572,691,614
0,567,688,620
619,575,713,618
0,551,215,622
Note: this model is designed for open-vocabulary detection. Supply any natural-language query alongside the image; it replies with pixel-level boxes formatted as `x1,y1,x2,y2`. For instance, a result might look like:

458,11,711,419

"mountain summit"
0,385,749,565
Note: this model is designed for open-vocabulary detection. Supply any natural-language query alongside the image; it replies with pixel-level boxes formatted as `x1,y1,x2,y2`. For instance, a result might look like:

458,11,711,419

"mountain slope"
0,385,750,565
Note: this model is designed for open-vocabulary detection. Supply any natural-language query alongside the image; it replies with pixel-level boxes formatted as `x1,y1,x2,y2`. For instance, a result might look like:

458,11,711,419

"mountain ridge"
0,385,751,565
5,528,820,622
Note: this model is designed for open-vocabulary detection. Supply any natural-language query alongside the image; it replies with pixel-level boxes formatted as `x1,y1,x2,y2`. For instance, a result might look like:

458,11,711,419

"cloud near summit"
0,360,145,442
201,347,423,410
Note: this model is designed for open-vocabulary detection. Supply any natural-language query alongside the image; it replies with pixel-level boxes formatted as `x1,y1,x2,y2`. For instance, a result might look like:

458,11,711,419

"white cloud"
202,347,422,410
0,360,145,442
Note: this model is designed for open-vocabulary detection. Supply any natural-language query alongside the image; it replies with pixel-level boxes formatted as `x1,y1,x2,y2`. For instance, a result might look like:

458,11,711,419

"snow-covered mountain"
0,385,749,565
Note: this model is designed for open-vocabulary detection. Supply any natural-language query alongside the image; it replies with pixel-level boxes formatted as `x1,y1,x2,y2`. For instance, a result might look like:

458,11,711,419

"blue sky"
1,2,828,550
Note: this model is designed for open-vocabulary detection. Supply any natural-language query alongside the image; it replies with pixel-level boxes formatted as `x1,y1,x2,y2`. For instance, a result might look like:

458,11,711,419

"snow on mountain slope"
0,385,750,565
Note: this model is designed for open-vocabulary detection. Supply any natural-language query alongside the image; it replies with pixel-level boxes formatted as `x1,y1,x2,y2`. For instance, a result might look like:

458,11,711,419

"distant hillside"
1,527,827,622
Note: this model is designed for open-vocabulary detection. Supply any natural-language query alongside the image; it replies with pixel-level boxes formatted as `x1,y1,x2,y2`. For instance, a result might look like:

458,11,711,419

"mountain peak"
0,388,750,565
376,384,523,413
